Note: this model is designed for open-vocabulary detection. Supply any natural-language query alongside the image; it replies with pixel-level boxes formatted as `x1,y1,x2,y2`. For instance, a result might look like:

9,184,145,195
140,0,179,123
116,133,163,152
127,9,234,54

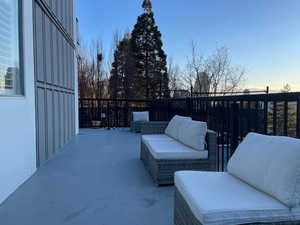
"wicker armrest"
206,129,217,170
141,121,169,134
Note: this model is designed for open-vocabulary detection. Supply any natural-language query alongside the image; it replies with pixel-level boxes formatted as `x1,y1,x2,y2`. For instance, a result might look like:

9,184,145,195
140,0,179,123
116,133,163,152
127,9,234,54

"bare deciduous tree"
183,42,245,96
183,41,204,94
78,40,109,99
205,46,245,95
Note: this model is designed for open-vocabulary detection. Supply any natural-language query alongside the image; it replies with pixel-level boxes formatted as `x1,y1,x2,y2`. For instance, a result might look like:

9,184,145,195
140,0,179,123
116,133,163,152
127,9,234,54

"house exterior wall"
33,0,77,166
0,0,37,204
0,0,77,204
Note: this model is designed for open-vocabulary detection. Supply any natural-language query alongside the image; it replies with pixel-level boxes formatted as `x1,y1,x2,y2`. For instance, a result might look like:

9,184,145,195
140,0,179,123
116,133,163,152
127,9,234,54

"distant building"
194,72,210,94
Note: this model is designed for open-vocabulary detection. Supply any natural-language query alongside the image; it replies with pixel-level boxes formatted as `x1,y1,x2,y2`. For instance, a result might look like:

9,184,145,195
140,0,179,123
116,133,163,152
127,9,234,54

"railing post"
124,101,129,127
107,101,111,130
230,102,239,155
186,97,192,117
167,99,171,120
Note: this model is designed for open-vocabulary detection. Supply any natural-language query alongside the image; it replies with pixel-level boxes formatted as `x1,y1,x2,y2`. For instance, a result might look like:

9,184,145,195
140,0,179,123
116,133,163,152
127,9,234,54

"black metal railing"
79,92,300,171
79,99,153,128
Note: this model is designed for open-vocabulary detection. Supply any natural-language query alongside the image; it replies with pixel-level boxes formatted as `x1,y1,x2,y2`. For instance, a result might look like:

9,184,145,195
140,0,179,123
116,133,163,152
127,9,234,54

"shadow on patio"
0,129,174,225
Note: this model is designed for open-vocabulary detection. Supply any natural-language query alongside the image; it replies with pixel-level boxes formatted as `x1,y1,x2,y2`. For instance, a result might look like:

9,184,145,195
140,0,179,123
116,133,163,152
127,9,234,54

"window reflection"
0,0,22,96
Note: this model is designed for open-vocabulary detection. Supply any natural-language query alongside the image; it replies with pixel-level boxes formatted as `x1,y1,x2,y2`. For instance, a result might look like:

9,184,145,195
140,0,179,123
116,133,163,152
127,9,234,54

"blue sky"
77,0,300,91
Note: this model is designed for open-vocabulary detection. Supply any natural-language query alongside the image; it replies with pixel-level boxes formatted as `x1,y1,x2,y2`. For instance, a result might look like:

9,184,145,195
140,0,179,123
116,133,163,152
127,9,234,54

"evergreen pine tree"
131,0,169,99
109,34,137,99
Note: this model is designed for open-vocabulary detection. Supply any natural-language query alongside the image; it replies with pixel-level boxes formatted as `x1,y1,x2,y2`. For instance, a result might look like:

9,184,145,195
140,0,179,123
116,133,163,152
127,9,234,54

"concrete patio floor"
0,129,174,225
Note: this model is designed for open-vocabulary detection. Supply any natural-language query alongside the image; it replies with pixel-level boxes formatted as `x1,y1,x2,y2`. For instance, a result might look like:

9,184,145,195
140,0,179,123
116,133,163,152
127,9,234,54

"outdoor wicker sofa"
140,116,217,186
130,111,149,133
174,132,300,225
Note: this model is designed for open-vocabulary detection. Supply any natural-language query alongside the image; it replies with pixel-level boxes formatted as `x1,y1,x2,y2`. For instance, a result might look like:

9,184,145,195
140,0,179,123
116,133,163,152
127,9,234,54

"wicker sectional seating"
130,111,149,133
140,116,217,186
174,132,300,225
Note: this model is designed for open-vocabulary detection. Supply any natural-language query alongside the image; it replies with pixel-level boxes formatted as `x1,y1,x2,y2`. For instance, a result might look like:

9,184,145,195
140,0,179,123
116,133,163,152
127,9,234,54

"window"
0,0,23,96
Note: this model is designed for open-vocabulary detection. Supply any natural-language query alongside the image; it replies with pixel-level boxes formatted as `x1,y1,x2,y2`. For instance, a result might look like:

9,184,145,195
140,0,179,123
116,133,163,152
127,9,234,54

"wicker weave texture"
174,188,300,225
130,121,144,133
140,130,217,186
140,121,169,134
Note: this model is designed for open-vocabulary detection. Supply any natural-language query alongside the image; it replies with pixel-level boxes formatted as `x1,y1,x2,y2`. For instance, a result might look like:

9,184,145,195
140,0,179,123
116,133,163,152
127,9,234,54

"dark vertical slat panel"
67,0,70,32
52,25,59,85
35,5,45,82
37,88,47,165
66,94,69,141
65,94,68,143
69,94,72,139
54,91,60,152
46,90,54,158
45,16,52,83
59,0,63,25
67,45,70,89
59,92,64,148
61,38,65,88
70,0,74,38
59,33,63,86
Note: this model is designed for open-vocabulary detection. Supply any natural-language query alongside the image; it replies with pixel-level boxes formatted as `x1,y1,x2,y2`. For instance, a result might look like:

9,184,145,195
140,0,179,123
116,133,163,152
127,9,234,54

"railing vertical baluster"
107,101,110,130
240,100,244,137
247,101,251,132
226,101,230,163
297,99,300,138
124,100,129,127
254,101,259,132
186,97,192,117
284,101,288,136
264,99,268,134
231,102,239,156
273,101,277,135
221,101,225,171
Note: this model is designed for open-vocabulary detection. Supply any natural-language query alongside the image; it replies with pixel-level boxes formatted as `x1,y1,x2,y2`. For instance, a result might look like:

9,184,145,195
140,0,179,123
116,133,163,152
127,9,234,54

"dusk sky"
77,0,300,91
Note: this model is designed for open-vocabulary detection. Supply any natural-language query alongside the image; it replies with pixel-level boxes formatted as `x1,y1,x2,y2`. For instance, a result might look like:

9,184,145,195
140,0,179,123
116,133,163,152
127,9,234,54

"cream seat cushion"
141,134,174,143
178,120,207,151
164,115,192,140
132,111,149,122
175,171,299,225
227,132,300,208
143,138,208,160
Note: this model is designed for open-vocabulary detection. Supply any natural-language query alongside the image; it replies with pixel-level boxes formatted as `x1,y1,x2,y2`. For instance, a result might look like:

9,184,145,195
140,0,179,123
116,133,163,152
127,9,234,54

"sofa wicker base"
130,121,145,133
141,142,216,186
174,188,300,225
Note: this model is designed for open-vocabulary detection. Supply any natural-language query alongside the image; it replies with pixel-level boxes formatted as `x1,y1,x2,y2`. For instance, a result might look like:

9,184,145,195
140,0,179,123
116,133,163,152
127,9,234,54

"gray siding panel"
52,26,59,85
45,16,52,83
35,5,45,82
33,0,76,166
37,88,47,164
46,90,54,158
54,91,60,152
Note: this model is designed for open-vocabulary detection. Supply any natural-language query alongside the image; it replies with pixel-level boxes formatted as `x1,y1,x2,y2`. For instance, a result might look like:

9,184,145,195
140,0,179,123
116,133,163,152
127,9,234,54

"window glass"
0,0,23,96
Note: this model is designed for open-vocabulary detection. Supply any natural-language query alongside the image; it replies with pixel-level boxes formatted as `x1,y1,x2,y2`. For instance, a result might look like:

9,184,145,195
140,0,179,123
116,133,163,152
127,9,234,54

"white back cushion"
132,111,149,122
165,115,192,140
227,132,300,208
178,120,207,151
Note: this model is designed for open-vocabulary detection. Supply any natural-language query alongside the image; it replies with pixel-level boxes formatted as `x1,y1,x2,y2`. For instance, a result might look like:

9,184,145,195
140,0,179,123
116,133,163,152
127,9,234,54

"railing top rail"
79,92,300,103
166,92,300,102
79,98,154,102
